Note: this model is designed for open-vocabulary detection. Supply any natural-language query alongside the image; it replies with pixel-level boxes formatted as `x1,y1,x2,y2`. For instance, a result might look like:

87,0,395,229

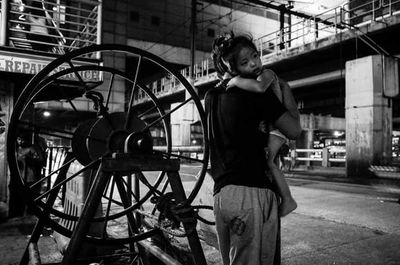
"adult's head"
211,32,261,77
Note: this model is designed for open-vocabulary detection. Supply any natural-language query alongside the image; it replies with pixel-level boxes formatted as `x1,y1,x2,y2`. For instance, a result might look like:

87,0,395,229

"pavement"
1,168,400,265
280,180,400,265
0,215,63,265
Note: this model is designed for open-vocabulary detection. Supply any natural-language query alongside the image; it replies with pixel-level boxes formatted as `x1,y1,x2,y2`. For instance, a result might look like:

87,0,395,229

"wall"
125,0,281,63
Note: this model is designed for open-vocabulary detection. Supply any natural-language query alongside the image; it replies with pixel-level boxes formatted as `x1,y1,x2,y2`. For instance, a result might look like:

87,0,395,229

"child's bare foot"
279,198,297,217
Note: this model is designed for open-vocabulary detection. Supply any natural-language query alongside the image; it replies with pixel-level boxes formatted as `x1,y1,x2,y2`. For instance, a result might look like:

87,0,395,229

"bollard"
290,149,296,169
322,147,330,167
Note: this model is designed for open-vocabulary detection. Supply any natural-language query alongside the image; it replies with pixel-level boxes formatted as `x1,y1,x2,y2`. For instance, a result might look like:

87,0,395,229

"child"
214,32,298,217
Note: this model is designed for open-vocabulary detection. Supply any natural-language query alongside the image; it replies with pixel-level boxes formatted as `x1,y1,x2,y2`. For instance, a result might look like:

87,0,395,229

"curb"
284,170,400,190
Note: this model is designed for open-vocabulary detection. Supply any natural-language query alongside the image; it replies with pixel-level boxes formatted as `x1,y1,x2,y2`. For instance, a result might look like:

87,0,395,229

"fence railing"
151,145,346,168
285,148,346,169
256,0,400,60
257,6,344,59
3,0,101,54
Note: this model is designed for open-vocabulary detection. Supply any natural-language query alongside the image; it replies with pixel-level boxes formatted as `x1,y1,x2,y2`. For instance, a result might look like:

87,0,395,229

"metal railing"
343,0,400,26
257,0,400,59
150,145,346,168
255,0,400,60
134,61,216,103
134,0,400,104
257,6,344,59
287,147,346,168
3,0,101,54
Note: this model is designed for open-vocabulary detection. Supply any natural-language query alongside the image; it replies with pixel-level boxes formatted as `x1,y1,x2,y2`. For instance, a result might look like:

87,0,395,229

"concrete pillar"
322,147,330,167
298,114,315,148
298,114,315,167
345,55,393,177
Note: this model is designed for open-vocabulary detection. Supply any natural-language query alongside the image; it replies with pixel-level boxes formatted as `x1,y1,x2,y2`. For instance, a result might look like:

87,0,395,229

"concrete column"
298,114,315,148
345,55,393,177
298,114,315,167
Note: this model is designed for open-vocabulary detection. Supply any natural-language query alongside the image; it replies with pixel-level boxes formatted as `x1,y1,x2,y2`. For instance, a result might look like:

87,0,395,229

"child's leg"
267,134,297,217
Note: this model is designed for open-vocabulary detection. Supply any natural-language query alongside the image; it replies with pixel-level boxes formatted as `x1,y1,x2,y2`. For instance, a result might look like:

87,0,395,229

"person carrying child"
224,37,298,217
206,32,301,264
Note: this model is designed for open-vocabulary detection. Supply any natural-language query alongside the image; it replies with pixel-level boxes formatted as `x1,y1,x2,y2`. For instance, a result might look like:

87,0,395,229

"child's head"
211,32,261,77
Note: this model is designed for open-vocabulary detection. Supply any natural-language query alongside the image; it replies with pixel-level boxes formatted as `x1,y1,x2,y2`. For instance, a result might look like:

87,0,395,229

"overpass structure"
133,0,400,177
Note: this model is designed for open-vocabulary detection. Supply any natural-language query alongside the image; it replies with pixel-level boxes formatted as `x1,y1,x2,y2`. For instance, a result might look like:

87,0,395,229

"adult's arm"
226,69,275,92
273,79,302,139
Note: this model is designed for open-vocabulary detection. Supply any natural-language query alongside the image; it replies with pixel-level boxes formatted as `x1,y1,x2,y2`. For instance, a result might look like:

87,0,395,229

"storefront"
0,49,99,214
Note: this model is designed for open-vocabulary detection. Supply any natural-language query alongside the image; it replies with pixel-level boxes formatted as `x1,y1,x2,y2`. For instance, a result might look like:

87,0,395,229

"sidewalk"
281,184,400,264
0,215,63,265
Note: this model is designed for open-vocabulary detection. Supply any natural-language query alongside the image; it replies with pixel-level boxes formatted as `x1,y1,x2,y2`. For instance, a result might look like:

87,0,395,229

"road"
179,164,400,265
96,163,400,264
1,164,400,265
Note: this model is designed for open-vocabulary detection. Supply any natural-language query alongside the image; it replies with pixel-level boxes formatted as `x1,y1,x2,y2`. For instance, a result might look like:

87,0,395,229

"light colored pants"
214,185,278,265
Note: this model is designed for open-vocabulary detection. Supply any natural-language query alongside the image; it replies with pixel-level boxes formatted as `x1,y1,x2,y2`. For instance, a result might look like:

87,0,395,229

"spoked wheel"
7,44,209,261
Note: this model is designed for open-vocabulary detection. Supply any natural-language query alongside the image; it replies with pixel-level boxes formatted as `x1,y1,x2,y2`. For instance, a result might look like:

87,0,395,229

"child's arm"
226,69,276,93
279,78,299,120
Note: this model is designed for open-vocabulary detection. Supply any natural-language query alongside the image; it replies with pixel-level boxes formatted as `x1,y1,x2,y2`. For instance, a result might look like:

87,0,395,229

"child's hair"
211,32,257,76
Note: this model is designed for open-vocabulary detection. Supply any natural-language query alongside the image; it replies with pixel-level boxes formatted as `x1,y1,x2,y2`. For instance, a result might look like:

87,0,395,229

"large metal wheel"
6,44,209,253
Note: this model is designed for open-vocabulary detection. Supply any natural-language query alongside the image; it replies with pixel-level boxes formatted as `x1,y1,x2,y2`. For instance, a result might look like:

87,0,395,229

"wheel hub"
72,112,150,163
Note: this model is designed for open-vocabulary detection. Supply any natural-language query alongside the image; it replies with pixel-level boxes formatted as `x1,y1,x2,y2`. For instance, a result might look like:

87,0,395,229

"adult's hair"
211,32,258,76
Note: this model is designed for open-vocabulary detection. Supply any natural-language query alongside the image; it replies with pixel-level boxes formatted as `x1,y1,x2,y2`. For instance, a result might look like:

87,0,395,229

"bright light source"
333,131,342,137
43,111,51,117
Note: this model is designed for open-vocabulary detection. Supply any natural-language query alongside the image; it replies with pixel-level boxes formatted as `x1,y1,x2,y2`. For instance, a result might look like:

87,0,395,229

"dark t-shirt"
205,85,287,195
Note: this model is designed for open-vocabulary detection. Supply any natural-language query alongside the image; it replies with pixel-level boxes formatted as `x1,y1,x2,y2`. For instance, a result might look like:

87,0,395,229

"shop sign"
0,51,101,81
